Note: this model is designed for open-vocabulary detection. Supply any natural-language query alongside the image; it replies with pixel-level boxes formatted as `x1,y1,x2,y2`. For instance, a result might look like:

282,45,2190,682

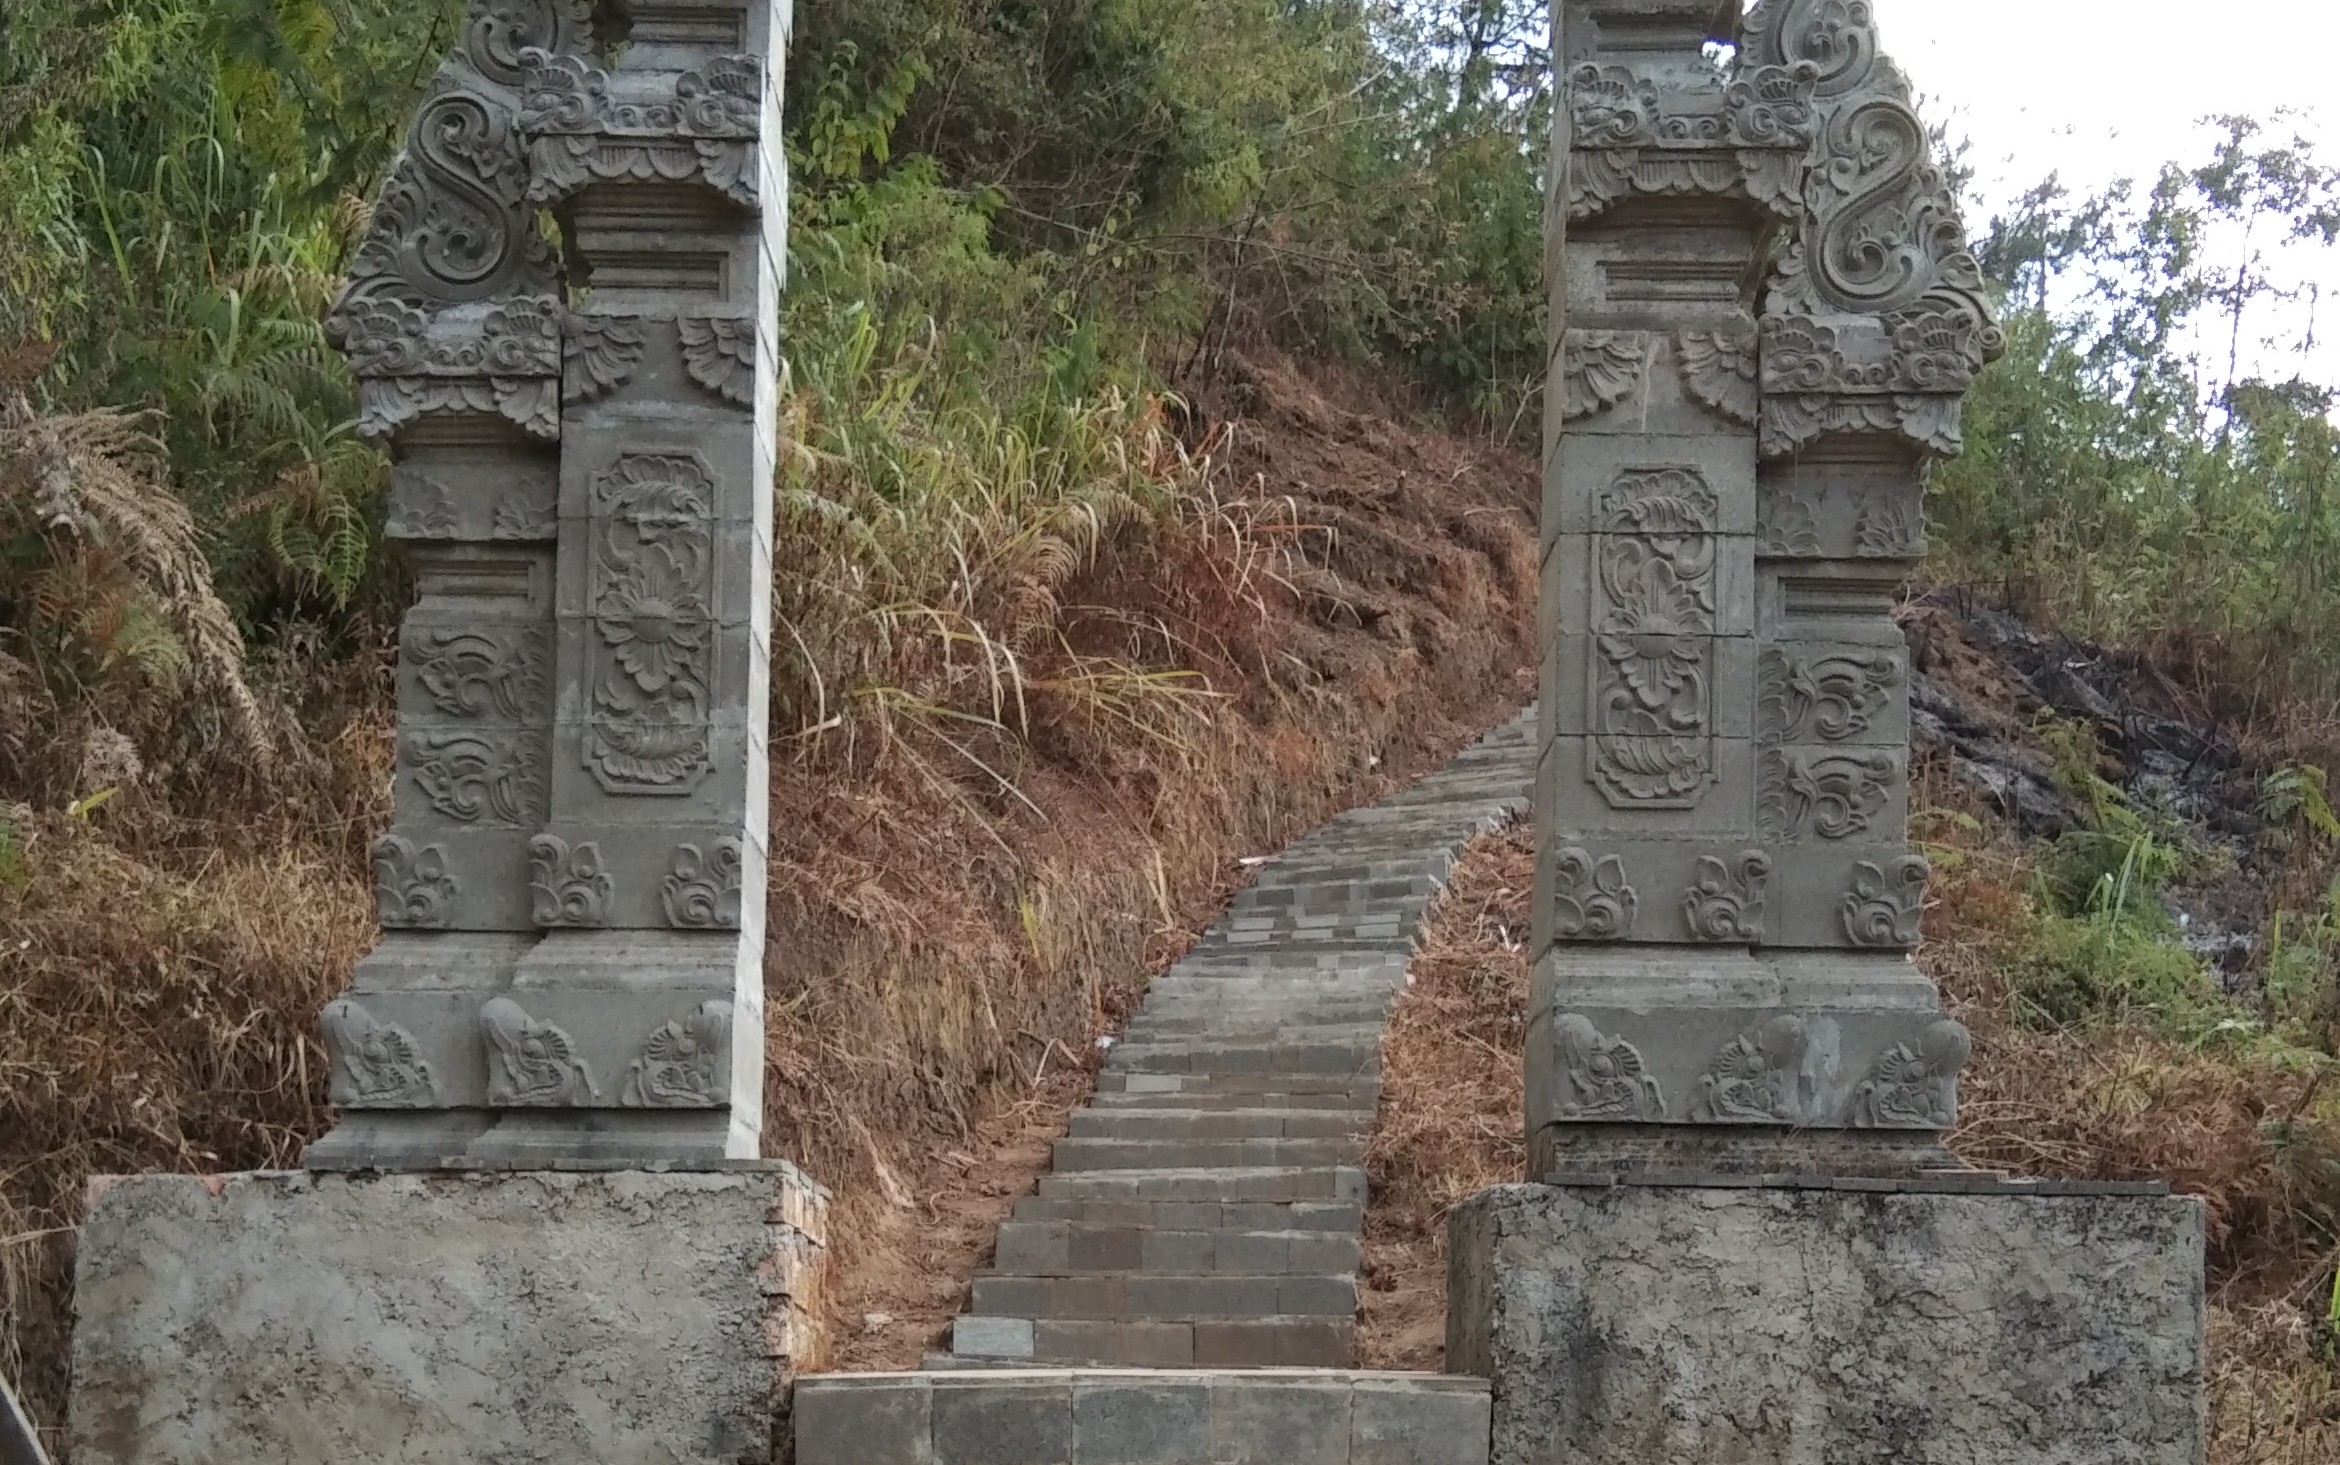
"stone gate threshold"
798,1370,1488,1465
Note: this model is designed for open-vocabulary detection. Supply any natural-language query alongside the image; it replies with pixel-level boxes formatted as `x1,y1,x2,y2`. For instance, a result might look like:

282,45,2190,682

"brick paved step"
1116,1018,1390,1044
1067,1108,1368,1140
947,1315,1358,1367
1086,1088,1376,1113
993,1221,1361,1275
799,1367,1491,1459
1007,1196,1364,1231
1036,1166,1365,1203
968,1271,1356,1322
1050,1136,1366,1172
1121,1008,1391,1036
1104,1041,1380,1075
1093,1072,1378,1100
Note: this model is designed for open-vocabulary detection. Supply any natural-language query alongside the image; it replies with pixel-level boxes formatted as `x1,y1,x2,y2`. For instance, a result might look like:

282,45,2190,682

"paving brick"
1351,1379,1490,1465
1208,1376,1351,1465
1072,1378,1210,1465
951,1316,1035,1359
931,1377,1071,1465
796,1376,935,1465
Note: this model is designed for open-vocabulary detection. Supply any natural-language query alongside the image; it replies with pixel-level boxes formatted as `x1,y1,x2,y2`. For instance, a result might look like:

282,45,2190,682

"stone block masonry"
1448,1180,2207,1465
797,1371,1491,1465
68,1167,829,1465
941,709,1538,1369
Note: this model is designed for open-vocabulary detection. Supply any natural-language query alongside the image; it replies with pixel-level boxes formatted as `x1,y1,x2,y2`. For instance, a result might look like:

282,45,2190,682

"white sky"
1880,0,2340,390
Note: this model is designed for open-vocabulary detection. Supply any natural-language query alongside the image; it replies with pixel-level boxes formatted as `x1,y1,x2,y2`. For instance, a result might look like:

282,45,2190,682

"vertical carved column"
504,0,783,1163
311,1,588,1161
1530,0,1996,1176
309,0,786,1168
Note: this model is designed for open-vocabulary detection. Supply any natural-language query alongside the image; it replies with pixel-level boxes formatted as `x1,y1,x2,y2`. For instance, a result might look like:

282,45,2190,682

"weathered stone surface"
797,1373,1490,1465
1448,1182,2206,1465
310,0,792,1167
1532,0,1998,1160
68,1167,829,1465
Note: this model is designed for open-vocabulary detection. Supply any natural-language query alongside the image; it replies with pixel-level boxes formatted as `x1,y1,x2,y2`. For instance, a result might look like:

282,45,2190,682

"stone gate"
60,3,2208,1463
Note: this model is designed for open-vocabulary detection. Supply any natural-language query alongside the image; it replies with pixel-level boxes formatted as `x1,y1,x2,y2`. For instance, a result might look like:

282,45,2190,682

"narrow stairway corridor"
796,707,1539,1465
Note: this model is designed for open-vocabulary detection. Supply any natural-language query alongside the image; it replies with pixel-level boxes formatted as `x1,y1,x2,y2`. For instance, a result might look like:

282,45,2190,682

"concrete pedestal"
1447,1179,2205,1465
67,1166,829,1465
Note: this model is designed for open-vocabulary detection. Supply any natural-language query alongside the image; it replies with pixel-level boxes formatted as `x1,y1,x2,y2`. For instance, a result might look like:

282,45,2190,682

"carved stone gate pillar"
1529,0,2001,1177
308,0,786,1169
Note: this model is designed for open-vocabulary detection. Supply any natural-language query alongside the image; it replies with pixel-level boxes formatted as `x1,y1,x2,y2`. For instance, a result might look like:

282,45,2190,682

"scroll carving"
1552,1014,1666,1121
1550,848,1637,941
521,52,765,208
1676,324,1759,426
1854,486,1924,556
325,3,591,442
1742,0,2005,459
1842,855,1931,948
1757,488,1822,557
481,996,600,1106
679,314,759,405
1561,330,1649,422
1566,60,1817,223
565,313,648,403
587,452,716,793
1848,1019,1972,1128
662,839,745,929
321,999,441,1108
1682,852,1771,943
1691,1014,1841,1124
622,1000,734,1107
529,835,614,927
409,627,549,720
1758,649,1901,742
373,835,459,929
1592,469,1717,807
406,730,548,827
1757,750,1896,841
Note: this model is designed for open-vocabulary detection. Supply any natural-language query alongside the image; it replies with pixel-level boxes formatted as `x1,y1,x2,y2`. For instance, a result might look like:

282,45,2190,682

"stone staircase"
795,708,1537,1465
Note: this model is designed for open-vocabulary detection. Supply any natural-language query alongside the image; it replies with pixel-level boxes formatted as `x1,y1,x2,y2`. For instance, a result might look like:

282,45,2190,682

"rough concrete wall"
1448,1182,2205,1465
69,1168,828,1465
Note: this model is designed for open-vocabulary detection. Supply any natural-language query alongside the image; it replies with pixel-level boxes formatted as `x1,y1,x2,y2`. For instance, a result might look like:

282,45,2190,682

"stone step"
1008,1196,1364,1232
1087,1089,1376,1112
1067,1108,1368,1140
968,1271,1357,1322
1050,1137,1366,1172
800,1366,1478,1450
1117,1018,1390,1044
1093,1072,1378,1100
1036,1166,1366,1204
1153,953,1410,978
944,1315,1358,1368
993,1221,1361,1275
1229,877,1440,911
1122,1011,1391,1037
1104,1041,1380,1075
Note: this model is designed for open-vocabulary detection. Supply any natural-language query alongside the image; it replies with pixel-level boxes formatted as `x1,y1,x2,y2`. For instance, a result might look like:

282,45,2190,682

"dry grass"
1358,820,1531,1370
0,811,376,1434
760,353,1541,1364
1362,810,2340,1460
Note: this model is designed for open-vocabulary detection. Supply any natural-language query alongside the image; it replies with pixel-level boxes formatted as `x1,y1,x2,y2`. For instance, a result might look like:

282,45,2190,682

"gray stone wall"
1529,0,2005,1173
1449,1182,2207,1465
68,1168,828,1465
